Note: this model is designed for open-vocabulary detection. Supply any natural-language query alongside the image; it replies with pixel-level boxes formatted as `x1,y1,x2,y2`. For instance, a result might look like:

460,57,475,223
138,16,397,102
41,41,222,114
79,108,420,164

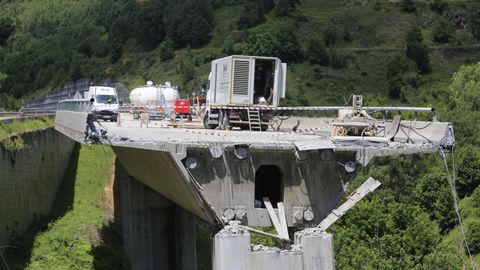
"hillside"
1,0,480,269
0,0,479,107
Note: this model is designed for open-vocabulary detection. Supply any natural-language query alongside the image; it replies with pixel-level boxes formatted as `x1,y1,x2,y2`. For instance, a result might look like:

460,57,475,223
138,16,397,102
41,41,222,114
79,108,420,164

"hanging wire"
439,146,475,269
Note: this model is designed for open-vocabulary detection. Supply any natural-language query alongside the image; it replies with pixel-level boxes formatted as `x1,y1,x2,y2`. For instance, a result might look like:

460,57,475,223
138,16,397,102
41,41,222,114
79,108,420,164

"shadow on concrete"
1,143,80,270
196,220,213,270
91,158,129,270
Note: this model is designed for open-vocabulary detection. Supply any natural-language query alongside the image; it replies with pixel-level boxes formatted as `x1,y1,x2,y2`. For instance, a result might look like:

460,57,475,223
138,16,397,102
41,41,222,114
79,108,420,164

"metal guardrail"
21,108,57,116
0,111,56,124
57,99,92,112
0,111,19,117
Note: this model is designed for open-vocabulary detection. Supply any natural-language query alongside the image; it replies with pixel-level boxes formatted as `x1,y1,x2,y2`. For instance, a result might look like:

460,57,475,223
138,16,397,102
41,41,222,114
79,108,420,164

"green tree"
386,55,415,99
329,49,345,69
245,21,302,62
405,24,432,74
273,21,302,62
304,36,329,66
455,147,480,198
401,0,416,12
273,0,298,17
245,32,277,57
414,172,456,233
343,26,353,43
133,0,167,48
471,187,480,208
467,221,480,254
165,0,214,48
0,17,14,45
430,0,448,14
222,34,236,55
159,38,175,61
0,72,6,87
469,4,480,39
237,0,272,29
420,247,462,270
323,26,339,47
448,62,480,145
432,20,454,43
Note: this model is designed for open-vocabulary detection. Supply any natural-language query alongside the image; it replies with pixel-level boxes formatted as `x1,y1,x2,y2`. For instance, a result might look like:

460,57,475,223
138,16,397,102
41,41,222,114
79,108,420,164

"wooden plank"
263,197,283,239
277,202,289,240
317,177,381,231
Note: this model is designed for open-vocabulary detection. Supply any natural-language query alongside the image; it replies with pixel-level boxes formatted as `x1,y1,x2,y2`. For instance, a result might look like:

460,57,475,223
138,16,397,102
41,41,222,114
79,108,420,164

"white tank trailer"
129,81,179,118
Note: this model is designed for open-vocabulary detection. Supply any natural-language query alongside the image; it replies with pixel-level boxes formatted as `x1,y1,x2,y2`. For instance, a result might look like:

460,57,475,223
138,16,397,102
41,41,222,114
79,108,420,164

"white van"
85,86,119,121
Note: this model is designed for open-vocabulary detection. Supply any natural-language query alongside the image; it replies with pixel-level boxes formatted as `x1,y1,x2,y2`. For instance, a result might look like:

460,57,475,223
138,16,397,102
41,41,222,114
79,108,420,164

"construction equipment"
203,55,287,130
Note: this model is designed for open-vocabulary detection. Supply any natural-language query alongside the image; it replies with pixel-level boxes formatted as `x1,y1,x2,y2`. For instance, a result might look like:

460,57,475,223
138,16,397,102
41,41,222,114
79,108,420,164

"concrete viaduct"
54,100,454,270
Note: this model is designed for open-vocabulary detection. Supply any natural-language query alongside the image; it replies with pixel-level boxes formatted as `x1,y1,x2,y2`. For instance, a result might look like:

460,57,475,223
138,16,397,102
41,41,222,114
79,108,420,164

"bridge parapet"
57,99,92,112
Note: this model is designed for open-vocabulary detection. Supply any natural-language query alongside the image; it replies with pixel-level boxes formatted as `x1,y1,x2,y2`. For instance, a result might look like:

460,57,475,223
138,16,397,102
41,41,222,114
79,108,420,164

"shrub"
401,0,416,13
467,221,480,254
236,0,272,29
323,26,339,47
329,49,345,69
430,0,448,14
405,24,432,74
273,0,298,17
159,39,175,61
432,20,454,43
245,21,302,62
469,4,480,39
456,147,480,198
386,55,415,99
304,36,329,66
3,135,29,152
0,17,15,45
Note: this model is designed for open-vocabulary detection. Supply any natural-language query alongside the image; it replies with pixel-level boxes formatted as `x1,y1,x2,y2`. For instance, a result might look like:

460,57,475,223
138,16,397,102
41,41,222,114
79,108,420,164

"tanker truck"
129,81,179,120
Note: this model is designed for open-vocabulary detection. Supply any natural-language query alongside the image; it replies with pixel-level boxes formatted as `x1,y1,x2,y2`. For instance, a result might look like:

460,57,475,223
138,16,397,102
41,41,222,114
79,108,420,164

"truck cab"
85,86,119,121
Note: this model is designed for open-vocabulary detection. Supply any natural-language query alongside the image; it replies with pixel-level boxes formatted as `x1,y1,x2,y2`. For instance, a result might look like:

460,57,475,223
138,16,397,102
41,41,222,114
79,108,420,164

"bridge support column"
294,228,335,270
212,224,335,270
121,176,197,270
213,225,251,270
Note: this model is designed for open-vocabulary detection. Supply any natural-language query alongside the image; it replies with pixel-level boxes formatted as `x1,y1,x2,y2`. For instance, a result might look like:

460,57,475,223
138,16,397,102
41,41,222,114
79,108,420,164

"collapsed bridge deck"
55,109,453,228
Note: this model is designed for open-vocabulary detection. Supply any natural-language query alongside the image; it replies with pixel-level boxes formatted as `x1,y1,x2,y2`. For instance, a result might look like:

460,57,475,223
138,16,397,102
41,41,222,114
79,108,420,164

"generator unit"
207,55,287,107
204,55,287,130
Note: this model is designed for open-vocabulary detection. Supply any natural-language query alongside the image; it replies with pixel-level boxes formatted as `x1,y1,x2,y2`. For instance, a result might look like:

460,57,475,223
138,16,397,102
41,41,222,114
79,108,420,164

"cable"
439,147,475,269
0,245,17,270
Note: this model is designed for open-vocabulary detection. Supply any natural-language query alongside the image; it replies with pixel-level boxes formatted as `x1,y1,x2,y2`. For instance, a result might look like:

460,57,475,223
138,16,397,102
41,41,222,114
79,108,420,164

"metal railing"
57,99,92,112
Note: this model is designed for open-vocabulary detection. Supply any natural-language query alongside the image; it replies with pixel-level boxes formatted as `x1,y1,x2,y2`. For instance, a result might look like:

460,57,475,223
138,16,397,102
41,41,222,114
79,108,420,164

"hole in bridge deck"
254,165,283,208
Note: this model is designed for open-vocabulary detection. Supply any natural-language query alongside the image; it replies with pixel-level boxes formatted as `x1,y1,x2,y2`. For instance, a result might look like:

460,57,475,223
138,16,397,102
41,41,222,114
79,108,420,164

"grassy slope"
23,145,127,270
0,117,54,140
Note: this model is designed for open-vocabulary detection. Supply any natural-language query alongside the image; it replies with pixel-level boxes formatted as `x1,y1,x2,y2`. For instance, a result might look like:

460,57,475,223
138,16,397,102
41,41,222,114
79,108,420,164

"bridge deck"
96,114,443,157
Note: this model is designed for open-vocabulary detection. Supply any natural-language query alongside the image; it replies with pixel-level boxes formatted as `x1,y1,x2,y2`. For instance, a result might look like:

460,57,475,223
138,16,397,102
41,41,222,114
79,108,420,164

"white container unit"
207,55,287,107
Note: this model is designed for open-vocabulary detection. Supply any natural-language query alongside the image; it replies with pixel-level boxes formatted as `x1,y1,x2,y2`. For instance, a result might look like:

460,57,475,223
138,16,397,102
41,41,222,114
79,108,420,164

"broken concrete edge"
215,223,333,254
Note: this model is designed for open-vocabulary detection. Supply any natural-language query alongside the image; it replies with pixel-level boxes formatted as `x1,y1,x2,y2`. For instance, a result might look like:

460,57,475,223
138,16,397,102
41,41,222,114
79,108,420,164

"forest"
1,0,480,269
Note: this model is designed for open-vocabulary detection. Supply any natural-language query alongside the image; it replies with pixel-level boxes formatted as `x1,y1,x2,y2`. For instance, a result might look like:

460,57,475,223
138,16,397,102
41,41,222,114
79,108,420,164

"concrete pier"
121,176,197,270
212,224,334,270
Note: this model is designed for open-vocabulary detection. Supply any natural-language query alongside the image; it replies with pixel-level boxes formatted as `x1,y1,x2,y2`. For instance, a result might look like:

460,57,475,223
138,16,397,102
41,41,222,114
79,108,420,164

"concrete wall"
120,175,197,270
187,146,359,226
0,128,76,245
